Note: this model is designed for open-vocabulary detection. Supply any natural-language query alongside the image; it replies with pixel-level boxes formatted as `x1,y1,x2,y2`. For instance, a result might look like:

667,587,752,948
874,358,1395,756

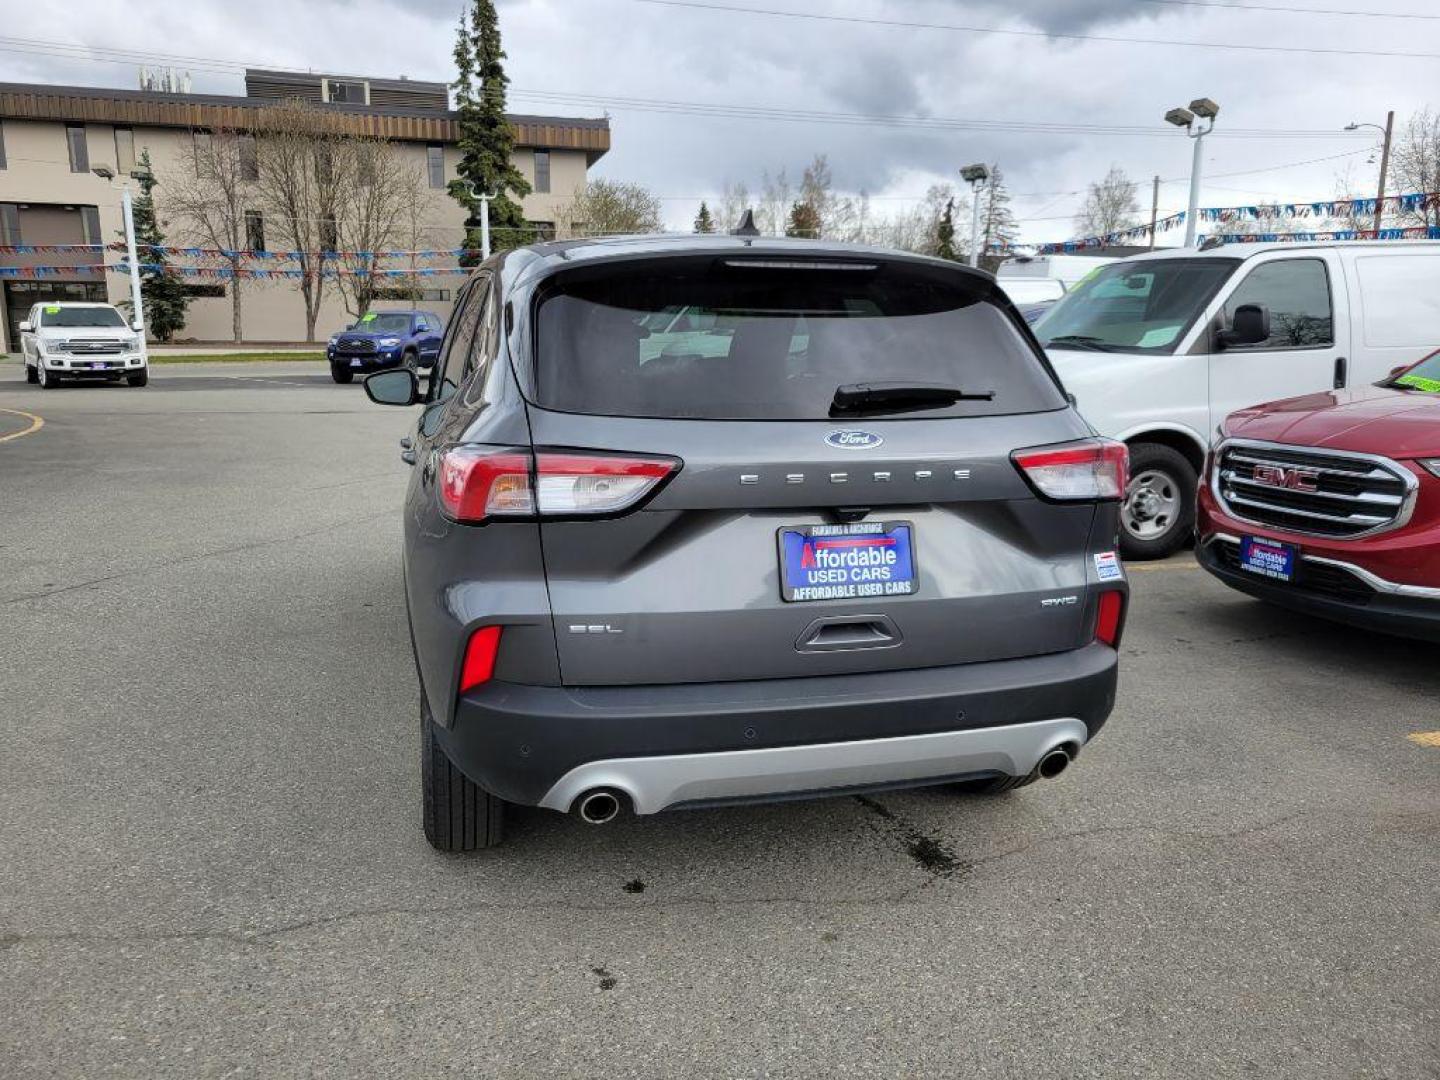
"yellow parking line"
1407,731,1440,748
0,408,44,444
1126,561,1200,573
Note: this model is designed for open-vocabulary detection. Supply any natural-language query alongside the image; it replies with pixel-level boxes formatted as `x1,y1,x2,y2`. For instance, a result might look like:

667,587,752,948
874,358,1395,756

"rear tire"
421,697,505,851
127,370,148,387
330,364,354,384
1120,442,1197,560
24,363,38,384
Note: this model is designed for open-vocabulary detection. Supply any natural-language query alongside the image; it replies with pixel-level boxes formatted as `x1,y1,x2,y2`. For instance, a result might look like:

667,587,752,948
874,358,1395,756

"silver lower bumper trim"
1207,532,1440,600
538,718,1089,816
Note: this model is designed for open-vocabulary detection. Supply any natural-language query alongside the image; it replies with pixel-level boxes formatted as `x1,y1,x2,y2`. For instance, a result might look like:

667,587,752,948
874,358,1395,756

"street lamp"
464,182,497,260
1166,97,1219,248
1345,111,1395,238
92,165,147,353
960,163,989,268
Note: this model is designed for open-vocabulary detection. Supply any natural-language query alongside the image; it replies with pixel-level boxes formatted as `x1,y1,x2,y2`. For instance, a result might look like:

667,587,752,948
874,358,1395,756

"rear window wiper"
1044,335,1116,352
830,381,995,415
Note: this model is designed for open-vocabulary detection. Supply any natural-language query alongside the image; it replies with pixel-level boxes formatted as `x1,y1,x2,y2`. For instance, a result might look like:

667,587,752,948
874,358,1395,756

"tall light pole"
1165,98,1220,248
961,163,989,268
1346,111,1395,238
466,183,496,260
92,166,146,355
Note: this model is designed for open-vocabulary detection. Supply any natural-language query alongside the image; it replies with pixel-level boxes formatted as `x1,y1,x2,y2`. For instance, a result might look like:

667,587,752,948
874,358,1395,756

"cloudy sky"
6,0,1434,242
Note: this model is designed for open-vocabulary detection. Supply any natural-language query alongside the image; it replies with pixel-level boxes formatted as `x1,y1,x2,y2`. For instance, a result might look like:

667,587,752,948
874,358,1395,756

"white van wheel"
1119,443,1196,560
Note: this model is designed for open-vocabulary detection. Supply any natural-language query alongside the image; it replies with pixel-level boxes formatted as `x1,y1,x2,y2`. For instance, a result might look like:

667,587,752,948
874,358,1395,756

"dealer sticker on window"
1094,551,1122,581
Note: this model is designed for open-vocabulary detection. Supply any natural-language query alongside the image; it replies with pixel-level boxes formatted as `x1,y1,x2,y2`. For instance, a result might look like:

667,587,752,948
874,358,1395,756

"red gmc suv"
1197,349,1440,641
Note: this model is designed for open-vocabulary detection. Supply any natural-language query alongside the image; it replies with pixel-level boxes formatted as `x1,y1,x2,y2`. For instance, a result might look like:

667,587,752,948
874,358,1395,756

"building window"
80,207,102,246
320,216,337,252
0,204,19,245
114,127,135,175
244,210,265,252
182,284,227,298
0,121,7,170
533,149,550,194
427,144,445,189
327,80,365,104
239,134,258,181
193,131,212,175
375,286,452,302
529,220,556,241
66,125,89,173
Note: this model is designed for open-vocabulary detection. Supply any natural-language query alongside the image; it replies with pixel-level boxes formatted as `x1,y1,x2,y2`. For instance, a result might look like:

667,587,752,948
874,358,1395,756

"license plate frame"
1238,535,1297,582
777,521,917,602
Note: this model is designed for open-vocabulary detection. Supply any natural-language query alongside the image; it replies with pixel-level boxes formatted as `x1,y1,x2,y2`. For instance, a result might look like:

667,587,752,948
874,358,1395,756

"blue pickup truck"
327,310,445,384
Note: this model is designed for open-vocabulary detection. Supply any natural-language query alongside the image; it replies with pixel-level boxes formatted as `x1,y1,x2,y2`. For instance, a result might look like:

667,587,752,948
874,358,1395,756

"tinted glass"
427,144,445,189
66,125,88,173
1036,258,1237,354
1223,259,1333,348
356,313,412,333
432,276,488,404
534,260,1065,420
43,307,125,328
533,149,550,194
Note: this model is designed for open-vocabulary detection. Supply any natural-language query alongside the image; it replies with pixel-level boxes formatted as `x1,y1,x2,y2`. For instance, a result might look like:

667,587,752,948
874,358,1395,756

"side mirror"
364,368,419,406
131,320,144,333
18,321,32,333
1219,303,1270,348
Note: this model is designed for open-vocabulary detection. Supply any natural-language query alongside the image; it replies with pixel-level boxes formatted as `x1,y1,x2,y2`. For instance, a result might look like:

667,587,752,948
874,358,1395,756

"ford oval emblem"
826,430,884,450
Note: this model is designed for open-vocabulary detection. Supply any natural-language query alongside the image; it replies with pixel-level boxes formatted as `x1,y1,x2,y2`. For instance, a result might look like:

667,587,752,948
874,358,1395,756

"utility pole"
94,165,147,357
1375,110,1395,238
1148,174,1161,251
960,163,989,268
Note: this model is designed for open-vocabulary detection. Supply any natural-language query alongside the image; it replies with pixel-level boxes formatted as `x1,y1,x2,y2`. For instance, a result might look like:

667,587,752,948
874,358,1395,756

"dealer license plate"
1239,536,1296,582
778,522,916,602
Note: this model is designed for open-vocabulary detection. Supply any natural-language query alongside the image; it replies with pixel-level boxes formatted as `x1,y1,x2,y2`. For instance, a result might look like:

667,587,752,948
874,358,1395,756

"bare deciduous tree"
1387,108,1440,228
333,140,424,320
556,178,663,237
251,102,347,342
714,181,751,234
165,127,254,341
1075,165,1140,239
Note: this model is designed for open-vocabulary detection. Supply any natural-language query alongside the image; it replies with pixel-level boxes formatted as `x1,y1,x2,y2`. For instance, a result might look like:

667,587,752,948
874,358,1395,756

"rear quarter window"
532,257,1066,420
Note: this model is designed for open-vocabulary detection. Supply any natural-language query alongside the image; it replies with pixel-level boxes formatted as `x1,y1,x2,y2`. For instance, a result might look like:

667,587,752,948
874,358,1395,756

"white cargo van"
1032,241,1440,557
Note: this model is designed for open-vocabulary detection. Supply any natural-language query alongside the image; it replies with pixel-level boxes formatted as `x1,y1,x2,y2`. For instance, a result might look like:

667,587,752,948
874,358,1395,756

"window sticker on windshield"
1094,551,1123,581
44,305,61,314
1136,327,1180,348
1396,374,1440,392
361,312,377,323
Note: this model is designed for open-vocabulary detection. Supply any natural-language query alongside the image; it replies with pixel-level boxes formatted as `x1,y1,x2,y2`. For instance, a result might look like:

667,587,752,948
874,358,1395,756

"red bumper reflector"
1095,591,1125,647
459,626,502,692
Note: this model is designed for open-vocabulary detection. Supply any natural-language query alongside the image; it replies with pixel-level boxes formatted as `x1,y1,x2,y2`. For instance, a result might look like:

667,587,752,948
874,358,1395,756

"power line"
1140,0,1440,19
632,0,1440,60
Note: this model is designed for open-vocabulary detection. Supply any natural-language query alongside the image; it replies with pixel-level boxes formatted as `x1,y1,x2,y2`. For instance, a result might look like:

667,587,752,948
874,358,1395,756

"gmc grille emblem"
1252,464,1319,492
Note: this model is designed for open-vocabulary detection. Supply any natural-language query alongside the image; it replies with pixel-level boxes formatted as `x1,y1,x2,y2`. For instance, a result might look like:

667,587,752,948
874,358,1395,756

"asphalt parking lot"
2,360,1438,1079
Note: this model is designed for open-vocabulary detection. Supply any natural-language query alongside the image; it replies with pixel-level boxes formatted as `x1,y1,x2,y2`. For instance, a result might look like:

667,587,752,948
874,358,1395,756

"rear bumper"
434,642,1118,812
1196,532,1440,642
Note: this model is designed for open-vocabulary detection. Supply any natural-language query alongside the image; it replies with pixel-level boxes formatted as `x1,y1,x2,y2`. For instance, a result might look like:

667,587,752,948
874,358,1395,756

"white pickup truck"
20,302,148,389
1032,240,1440,557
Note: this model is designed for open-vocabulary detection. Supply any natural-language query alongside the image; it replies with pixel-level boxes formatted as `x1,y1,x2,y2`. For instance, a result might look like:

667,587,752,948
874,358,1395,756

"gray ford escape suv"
364,235,1128,851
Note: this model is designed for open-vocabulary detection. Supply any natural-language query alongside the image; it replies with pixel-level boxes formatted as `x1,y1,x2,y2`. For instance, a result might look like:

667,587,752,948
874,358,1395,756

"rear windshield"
42,306,125,328
532,258,1066,420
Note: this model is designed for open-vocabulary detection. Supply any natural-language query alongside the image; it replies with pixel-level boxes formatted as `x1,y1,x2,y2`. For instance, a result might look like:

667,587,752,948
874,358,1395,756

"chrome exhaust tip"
1037,748,1072,780
575,789,624,825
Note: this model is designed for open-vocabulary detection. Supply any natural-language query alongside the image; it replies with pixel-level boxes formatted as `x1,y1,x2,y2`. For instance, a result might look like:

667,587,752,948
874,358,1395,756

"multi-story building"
0,70,610,349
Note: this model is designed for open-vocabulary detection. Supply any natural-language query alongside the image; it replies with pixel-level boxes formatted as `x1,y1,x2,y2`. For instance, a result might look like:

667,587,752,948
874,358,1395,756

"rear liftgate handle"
795,614,903,653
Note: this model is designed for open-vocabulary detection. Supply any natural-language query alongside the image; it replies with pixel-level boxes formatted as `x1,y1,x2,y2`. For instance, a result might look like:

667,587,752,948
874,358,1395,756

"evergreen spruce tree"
693,201,716,234
784,200,822,238
119,148,189,341
935,198,958,261
449,0,532,265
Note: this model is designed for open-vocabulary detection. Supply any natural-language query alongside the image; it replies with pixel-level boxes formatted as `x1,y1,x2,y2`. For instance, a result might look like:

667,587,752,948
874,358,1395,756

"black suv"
365,236,1128,850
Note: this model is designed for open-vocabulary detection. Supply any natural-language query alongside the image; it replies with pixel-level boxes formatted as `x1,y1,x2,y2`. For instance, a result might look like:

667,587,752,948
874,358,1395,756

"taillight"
459,625,502,692
1095,591,1125,647
437,446,679,524
1013,439,1128,501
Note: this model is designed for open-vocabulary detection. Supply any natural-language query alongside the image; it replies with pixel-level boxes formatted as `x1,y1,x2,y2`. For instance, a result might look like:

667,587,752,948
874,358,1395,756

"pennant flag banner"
0,263,473,280
1038,190,1440,255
